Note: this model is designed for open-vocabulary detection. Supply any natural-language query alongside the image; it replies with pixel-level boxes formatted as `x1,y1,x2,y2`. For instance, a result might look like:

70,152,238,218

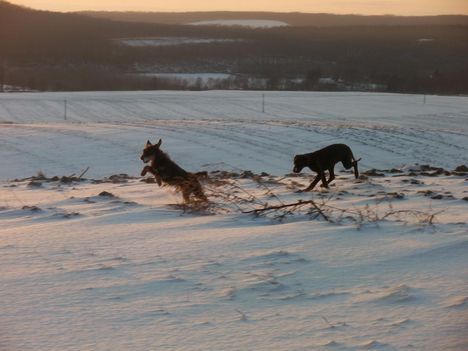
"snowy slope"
0,91,467,179
0,91,467,351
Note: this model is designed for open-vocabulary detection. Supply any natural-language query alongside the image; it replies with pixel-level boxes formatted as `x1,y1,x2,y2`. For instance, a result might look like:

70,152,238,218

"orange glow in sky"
7,0,468,15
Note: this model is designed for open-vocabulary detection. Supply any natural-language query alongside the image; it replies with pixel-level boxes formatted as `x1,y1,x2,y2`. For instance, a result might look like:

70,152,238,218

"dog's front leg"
327,167,335,184
320,170,329,188
154,174,162,186
141,165,153,177
141,166,163,186
300,174,321,192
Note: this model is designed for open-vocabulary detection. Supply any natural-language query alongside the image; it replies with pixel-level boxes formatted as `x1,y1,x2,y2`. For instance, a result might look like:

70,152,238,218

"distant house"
318,77,337,85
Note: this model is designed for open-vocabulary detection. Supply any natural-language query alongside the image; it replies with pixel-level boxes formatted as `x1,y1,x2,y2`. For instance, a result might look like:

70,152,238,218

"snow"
0,91,467,178
117,37,242,47
189,19,289,28
0,90,467,350
417,38,435,44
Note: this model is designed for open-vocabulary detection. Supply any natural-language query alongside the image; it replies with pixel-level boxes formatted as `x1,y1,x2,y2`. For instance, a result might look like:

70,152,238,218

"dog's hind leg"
194,183,208,202
188,177,207,202
342,159,353,169
182,188,191,203
352,158,361,179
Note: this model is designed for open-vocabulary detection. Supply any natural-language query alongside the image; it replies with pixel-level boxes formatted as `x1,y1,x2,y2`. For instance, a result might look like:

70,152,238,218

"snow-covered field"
0,91,467,350
189,19,289,28
117,37,242,47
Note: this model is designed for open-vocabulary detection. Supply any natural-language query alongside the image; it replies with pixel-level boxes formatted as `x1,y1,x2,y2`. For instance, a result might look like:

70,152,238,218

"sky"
7,0,468,15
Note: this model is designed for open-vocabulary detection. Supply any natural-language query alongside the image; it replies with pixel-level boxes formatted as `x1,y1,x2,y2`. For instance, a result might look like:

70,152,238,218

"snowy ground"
0,91,467,350
117,37,243,47
189,19,289,28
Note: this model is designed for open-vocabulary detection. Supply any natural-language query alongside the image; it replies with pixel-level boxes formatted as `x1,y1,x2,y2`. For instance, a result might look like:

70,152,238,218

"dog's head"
140,139,162,163
293,154,306,173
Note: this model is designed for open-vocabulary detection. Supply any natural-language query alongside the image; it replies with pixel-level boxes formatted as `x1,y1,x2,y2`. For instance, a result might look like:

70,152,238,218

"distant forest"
1,1,468,93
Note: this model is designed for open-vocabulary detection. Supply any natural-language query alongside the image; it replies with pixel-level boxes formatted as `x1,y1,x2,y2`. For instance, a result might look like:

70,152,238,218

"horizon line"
4,0,468,17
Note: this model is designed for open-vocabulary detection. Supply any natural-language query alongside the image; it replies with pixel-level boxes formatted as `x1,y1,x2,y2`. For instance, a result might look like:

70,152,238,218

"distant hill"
1,1,467,93
0,1,235,60
79,11,468,27
0,1,111,61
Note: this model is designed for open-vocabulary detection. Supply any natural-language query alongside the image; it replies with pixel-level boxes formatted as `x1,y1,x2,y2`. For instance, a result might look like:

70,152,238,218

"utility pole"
262,93,265,113
64,99,67,120
423,94,426,105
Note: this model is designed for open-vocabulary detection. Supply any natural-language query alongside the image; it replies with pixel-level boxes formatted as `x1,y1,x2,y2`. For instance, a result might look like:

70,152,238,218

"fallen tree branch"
309,199,330,222
243,199,332,222
78,166,90,180
241,200,313,214
381,208,445,224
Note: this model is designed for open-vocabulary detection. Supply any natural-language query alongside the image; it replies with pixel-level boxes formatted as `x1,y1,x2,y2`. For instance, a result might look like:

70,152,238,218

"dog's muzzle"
293,166,301,173
140,155,150,163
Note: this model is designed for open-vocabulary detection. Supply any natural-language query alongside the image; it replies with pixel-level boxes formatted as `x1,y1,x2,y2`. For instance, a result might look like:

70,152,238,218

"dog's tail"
352,157,361,179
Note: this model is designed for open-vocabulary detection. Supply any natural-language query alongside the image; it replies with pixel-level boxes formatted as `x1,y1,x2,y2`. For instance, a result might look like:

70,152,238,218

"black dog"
140,139,207,203
293,143,360,191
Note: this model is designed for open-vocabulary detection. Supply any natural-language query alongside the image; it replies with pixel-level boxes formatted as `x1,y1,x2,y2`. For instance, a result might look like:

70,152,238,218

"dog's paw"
295,189,304,193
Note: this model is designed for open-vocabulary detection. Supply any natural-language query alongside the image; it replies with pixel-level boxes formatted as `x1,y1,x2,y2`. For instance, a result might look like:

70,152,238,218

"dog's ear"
146,140,152,147
156,139,162,147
